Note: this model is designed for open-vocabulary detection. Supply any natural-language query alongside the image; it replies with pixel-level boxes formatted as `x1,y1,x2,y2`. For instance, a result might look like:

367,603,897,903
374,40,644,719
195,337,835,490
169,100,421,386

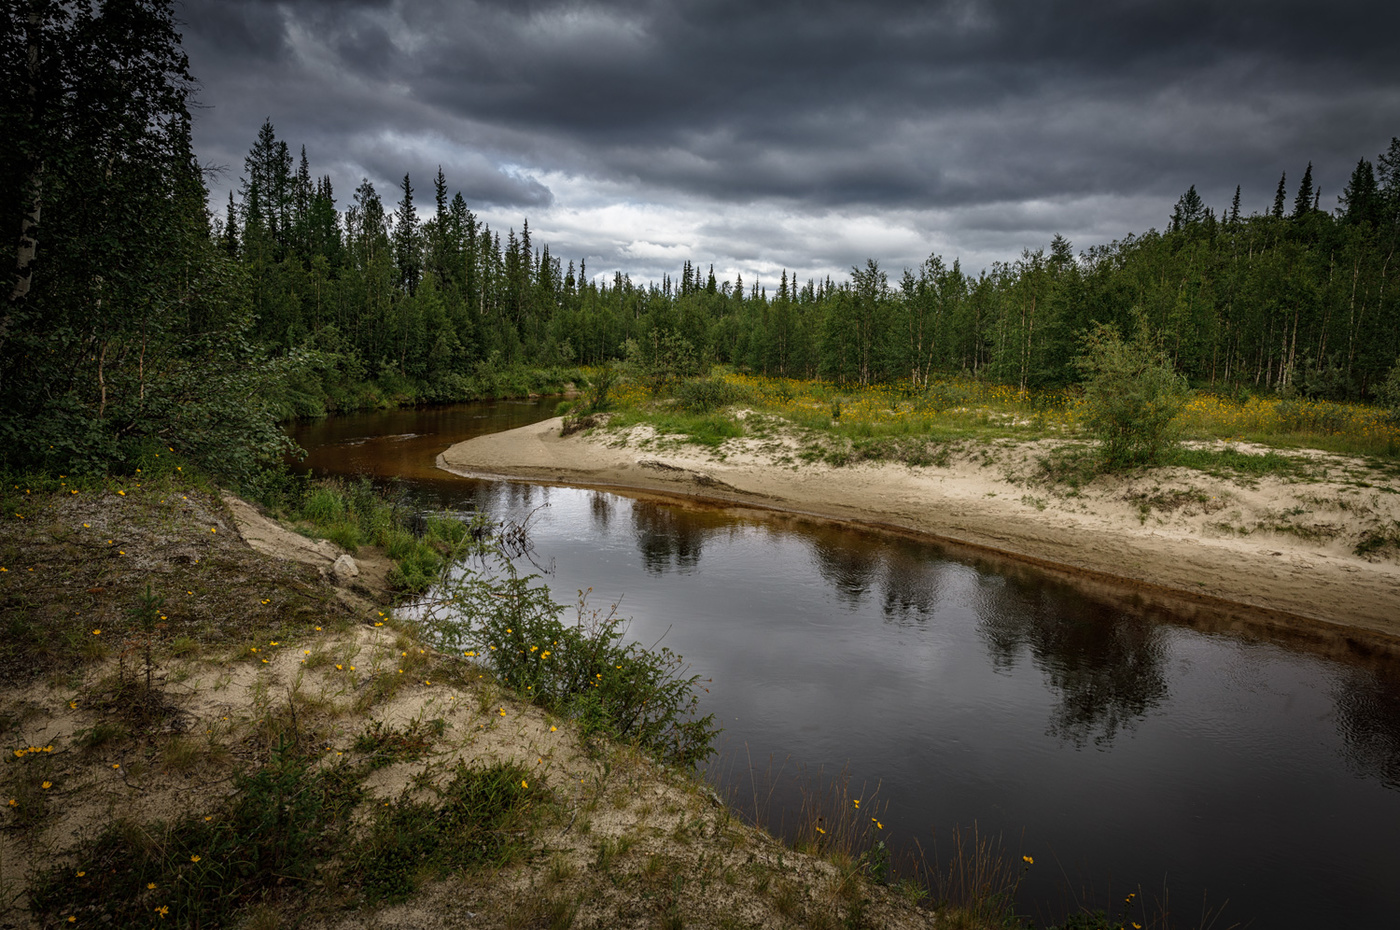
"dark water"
290,400,1400,929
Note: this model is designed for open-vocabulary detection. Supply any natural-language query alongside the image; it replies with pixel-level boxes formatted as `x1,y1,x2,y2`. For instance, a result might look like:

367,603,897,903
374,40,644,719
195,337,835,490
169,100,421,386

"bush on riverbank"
419,548,720,768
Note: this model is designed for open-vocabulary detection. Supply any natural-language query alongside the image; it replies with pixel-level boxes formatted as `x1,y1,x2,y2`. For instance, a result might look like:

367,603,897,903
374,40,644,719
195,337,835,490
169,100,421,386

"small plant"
348,760,543,903
128,582,165,693
352,717,446,769
29,738,362,927
1075,321,1188,469
1377,356,1400,421
673,376,753,414
583,363,619,413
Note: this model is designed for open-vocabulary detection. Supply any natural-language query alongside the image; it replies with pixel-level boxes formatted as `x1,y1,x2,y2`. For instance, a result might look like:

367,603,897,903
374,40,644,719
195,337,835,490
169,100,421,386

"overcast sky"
180,0,1400,288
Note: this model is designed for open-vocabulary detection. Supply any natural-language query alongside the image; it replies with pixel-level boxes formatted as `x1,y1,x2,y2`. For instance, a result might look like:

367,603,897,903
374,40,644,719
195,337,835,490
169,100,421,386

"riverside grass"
576,367,1400,468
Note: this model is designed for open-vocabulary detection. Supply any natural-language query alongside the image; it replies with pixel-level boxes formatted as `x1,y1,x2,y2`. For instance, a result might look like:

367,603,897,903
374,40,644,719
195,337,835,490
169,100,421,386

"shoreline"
439,416,1400,652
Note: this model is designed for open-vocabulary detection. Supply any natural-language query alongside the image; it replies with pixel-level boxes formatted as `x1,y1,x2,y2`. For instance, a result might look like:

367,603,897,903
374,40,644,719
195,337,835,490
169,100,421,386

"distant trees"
210,123,1400,410
12,3,1400,482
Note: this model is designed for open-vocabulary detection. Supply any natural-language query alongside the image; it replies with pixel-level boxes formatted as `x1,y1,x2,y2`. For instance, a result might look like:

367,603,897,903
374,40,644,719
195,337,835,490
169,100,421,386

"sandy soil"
439,416,1400,646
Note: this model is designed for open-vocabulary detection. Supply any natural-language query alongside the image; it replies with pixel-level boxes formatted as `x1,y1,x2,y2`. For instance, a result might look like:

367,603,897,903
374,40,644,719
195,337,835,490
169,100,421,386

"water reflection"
876,538,948,621
980,583,1169,747
589,491,615,533
810,537,880,606
1336,667,1400,789
632,501,705,574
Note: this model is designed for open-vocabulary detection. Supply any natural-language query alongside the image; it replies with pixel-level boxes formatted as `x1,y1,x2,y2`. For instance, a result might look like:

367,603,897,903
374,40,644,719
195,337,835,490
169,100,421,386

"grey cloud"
179,0,1400,279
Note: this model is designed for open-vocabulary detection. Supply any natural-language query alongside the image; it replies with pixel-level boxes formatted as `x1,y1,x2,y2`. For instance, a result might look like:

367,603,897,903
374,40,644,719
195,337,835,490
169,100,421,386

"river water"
289,399,1400,928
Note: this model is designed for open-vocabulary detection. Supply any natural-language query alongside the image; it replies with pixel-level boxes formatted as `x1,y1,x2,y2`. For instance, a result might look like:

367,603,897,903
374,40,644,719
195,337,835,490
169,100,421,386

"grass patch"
347,760,546,904
280,476,478,591
352,716,446,770
29,739,363,927
0,475,352,685
582,371,1400,474
1167,446,1317,481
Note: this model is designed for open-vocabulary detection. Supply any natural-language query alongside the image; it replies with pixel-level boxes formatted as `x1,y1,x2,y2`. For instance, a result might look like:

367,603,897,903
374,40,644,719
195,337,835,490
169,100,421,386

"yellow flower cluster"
12,745,54,758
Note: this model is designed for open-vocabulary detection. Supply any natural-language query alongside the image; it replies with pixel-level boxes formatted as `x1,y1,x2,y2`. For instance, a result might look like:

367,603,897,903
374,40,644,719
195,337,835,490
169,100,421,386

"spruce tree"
1170,185,1206,231
1292,162,1315,219
1341,159,1378,225
1272,172,1288,218
393,173,420,293
222,190,239,257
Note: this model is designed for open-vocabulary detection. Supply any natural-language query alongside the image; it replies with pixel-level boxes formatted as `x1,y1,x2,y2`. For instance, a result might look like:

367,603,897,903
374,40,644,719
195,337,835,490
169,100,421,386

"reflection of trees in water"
1335,668,1400,789
980,583,1169,747
877,540,945,620
589,491,615,533
631,502,705,574
806,531,949,621
810,539,880,607
500,481,542,510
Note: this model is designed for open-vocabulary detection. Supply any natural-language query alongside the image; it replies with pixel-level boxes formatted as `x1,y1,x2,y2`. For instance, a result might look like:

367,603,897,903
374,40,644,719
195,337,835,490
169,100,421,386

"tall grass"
590,367,1400,462
288,477,474,591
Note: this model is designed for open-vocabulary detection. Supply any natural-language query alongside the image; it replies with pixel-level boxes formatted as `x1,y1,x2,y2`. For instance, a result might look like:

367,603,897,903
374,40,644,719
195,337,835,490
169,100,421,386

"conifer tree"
1341,159,1378,225
1292,162,1315,219
222,190,239,257
1170,185,1206,231
393,173,420,293
1272,172,1288,218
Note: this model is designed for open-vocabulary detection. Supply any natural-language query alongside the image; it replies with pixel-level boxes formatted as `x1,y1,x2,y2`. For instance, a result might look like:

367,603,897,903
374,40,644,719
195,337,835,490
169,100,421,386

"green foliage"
610,408,746,448
29,741,362,927
626,330,701,395
284,477,472,592
672,375,755,413
1075,323,1189,468
1377,357,1400,419
347,761,543,904
1,2,298,483
581,363,619,413
423,548,718,767
127,582,165,693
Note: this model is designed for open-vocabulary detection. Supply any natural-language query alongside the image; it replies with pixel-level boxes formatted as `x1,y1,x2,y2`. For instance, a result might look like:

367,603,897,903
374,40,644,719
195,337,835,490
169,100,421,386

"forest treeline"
4,0,1400,480
228,119,1400,406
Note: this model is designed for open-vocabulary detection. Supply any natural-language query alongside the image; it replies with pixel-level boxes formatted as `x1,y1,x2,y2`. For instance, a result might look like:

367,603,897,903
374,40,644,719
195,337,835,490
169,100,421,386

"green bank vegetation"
6,1,1400,484
2,476,1199,930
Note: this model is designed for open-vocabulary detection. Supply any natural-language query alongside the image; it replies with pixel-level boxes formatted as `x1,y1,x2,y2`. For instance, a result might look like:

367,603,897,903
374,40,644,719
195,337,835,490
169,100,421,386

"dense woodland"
228,120,1400,406
4,1,1400,479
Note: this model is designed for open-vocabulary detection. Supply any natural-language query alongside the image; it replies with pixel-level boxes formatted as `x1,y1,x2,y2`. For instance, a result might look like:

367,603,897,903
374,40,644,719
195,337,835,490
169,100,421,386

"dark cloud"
180,0,1400,280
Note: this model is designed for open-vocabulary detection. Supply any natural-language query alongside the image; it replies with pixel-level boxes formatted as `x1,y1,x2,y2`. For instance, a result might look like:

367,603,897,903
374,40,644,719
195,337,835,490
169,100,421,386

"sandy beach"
439,416,1400,647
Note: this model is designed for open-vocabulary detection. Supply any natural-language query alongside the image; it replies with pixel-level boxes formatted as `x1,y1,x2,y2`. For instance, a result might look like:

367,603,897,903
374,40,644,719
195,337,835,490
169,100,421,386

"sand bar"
439,416,1400,649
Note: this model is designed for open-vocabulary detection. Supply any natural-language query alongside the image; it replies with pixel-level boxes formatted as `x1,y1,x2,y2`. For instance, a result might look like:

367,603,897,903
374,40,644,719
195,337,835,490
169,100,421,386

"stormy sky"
180,0,1400,287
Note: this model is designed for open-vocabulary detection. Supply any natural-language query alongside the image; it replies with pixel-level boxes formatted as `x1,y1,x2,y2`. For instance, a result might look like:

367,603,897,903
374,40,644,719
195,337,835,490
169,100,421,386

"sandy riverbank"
439,416,1400,646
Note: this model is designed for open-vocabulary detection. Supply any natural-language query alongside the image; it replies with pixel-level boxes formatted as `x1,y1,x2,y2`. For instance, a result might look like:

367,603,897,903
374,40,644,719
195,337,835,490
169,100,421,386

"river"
289,398,1400,929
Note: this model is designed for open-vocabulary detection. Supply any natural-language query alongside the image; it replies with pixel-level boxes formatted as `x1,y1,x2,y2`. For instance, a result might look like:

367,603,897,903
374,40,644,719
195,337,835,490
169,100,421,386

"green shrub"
1075,322,1188,468
673,376,754,413
1377,357,1400,421
423,549,718,767
29,741,361,927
